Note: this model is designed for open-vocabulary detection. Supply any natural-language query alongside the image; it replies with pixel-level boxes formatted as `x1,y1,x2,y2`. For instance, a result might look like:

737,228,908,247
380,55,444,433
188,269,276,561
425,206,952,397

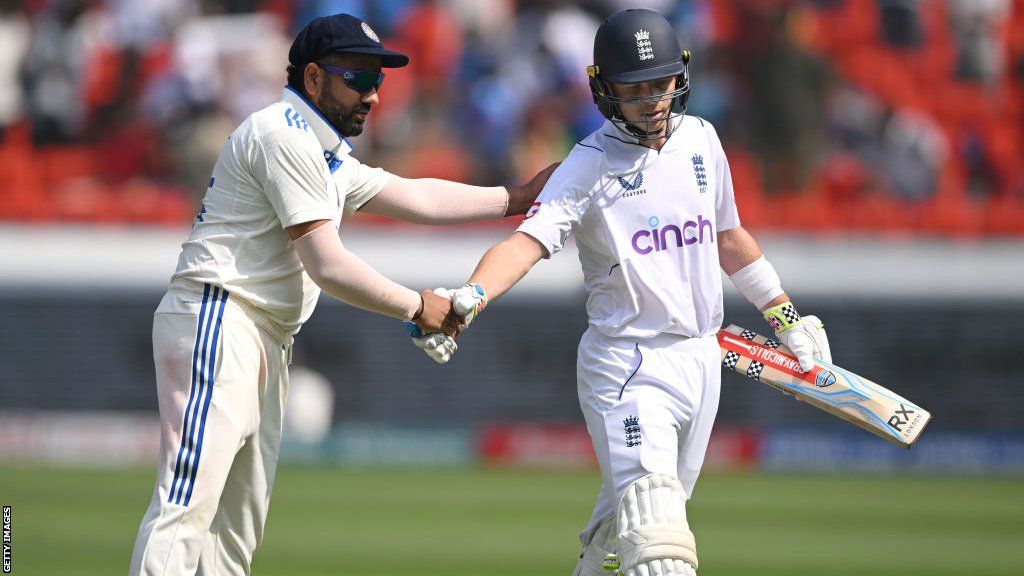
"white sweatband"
364,175,508,224
292,224,421,321
728,255,784,309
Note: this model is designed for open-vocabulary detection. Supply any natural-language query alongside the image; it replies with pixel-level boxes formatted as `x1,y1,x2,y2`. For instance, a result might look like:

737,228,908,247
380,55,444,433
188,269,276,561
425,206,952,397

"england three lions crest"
624,415,642,447
635,29,654,61
691,154,708,194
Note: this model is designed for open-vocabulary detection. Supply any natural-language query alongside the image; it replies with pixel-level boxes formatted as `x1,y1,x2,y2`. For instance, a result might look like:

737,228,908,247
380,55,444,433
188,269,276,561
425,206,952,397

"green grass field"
1,466,1022,575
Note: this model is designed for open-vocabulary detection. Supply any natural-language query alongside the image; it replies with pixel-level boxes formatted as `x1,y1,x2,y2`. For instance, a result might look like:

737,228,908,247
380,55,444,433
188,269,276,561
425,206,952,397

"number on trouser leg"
616,474,698,576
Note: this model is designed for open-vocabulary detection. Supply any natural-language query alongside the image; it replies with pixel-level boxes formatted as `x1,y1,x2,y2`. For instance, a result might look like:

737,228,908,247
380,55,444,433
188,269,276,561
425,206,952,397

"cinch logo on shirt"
631,215,714,255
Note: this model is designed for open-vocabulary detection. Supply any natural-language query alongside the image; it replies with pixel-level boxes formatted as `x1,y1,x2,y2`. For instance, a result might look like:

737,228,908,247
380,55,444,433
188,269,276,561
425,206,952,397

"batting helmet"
588,9,691,141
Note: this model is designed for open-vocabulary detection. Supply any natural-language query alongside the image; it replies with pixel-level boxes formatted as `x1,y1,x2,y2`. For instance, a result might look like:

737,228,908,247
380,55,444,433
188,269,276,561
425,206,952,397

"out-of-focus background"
1,0,1022,575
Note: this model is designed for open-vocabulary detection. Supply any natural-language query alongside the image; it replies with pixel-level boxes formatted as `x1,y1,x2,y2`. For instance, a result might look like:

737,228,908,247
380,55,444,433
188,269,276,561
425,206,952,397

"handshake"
405,283,488,363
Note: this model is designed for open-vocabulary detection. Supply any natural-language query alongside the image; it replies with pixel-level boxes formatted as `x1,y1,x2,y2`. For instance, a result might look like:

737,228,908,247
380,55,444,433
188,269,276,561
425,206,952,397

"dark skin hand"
506,162,560,216
415,289,462,337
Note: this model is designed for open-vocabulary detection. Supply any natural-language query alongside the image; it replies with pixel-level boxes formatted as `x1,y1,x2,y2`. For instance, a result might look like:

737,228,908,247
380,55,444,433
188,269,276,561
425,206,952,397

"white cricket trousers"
130,281,291,576
576,327,721,544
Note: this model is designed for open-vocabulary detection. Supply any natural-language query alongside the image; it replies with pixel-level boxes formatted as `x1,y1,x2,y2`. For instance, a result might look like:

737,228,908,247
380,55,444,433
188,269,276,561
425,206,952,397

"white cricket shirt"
517,116,740,339
170,87,390,335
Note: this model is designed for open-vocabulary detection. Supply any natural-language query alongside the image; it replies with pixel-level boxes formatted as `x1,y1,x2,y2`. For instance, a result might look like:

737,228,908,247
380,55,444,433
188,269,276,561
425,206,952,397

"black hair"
286,63,305,94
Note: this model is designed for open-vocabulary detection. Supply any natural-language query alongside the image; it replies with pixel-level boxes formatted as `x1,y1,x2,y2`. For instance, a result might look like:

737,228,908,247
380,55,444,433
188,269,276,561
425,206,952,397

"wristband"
763,302,801,333
729,256,784,309
466,283,487,313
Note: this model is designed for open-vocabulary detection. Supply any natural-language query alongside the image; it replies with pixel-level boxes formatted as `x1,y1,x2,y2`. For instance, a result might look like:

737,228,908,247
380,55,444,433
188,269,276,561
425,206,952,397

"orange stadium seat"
38,146,99,189
0,127,46,221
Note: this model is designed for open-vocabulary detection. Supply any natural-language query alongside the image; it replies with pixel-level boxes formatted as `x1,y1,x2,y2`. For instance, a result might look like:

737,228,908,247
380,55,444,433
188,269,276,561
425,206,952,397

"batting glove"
451,283,487,327
406,322,457,364
764,302,831,372
405,288,458,364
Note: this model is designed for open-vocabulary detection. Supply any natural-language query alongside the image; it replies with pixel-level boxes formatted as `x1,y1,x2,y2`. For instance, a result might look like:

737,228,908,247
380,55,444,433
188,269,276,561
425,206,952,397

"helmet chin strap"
623,118,671,140
611,109,678,143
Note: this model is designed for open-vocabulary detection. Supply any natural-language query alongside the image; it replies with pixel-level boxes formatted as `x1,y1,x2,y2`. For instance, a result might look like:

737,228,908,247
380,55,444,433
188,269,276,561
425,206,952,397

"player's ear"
303,62,323,99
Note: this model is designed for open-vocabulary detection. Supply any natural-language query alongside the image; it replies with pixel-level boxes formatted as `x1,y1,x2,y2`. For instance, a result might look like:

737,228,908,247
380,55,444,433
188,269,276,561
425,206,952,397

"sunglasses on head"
317,63,385,93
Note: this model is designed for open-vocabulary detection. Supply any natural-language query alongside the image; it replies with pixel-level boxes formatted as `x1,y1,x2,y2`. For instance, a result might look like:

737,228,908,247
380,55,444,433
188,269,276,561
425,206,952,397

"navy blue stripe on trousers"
182,287,228,506
167,284,229,506
172,285,219,504
168,283,211,503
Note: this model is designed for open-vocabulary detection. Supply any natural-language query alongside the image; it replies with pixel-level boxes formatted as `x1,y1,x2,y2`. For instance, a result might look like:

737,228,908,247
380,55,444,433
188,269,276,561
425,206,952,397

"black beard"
316,83,371,137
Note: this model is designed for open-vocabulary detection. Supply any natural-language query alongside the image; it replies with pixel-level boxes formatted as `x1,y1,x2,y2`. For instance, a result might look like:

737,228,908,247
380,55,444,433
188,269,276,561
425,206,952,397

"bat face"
718,325,931,448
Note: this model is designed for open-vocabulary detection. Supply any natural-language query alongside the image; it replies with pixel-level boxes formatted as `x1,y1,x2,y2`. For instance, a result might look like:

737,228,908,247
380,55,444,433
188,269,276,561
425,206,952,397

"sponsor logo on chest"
631,215,714,254
617,172,646,198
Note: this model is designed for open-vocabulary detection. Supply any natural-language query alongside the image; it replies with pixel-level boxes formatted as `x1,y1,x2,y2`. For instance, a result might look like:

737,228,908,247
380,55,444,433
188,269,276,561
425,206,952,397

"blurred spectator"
735,3,830,193
878,0,924,48
827,82,887,153
104,0,190,50
22,0,96,144
880,108,948,200
685,46,738,133
947,0,1011,86
958,125,1007,199
445,0,514,42
0,1,29,140
394,0,462,102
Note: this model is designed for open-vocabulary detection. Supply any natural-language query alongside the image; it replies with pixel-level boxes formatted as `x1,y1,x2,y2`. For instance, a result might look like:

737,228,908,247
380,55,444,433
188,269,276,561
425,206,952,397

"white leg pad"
616,474,698,576
573,515,618,576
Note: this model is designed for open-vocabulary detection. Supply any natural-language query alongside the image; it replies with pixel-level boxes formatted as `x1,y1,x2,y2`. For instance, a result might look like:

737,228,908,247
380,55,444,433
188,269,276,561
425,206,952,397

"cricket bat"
717,324,931,448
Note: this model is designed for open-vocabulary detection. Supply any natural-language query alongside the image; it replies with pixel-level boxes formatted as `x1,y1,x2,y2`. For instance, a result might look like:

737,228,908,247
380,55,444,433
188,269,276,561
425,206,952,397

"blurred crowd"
0,0,1022,233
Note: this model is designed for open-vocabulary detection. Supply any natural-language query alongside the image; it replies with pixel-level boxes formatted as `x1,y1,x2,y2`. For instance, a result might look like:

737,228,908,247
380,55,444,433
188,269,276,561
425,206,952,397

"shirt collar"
281,86,353,157
598,116,685,175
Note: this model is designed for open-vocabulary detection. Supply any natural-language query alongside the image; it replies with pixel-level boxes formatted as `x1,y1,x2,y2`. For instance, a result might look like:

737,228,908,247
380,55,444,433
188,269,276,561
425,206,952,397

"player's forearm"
468,232,545,302
717,225,762,274
719,226,789,310
360,175,509,224
292,224,421,321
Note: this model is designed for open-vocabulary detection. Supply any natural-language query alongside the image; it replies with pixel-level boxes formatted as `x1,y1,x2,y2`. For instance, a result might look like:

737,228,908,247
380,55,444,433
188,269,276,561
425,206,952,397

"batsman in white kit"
129,13,555,576
434,9,831,576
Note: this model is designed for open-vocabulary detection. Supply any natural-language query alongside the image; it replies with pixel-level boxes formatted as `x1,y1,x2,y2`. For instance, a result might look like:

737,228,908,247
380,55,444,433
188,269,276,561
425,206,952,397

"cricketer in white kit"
129,14,555,576
433,9,831,576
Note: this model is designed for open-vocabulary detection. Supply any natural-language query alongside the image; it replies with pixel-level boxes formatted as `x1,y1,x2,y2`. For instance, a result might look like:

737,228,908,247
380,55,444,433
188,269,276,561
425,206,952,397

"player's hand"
414,288,462,337
505,162,560,216
765,303,831,372
450,283,487,328
406,322,457,364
